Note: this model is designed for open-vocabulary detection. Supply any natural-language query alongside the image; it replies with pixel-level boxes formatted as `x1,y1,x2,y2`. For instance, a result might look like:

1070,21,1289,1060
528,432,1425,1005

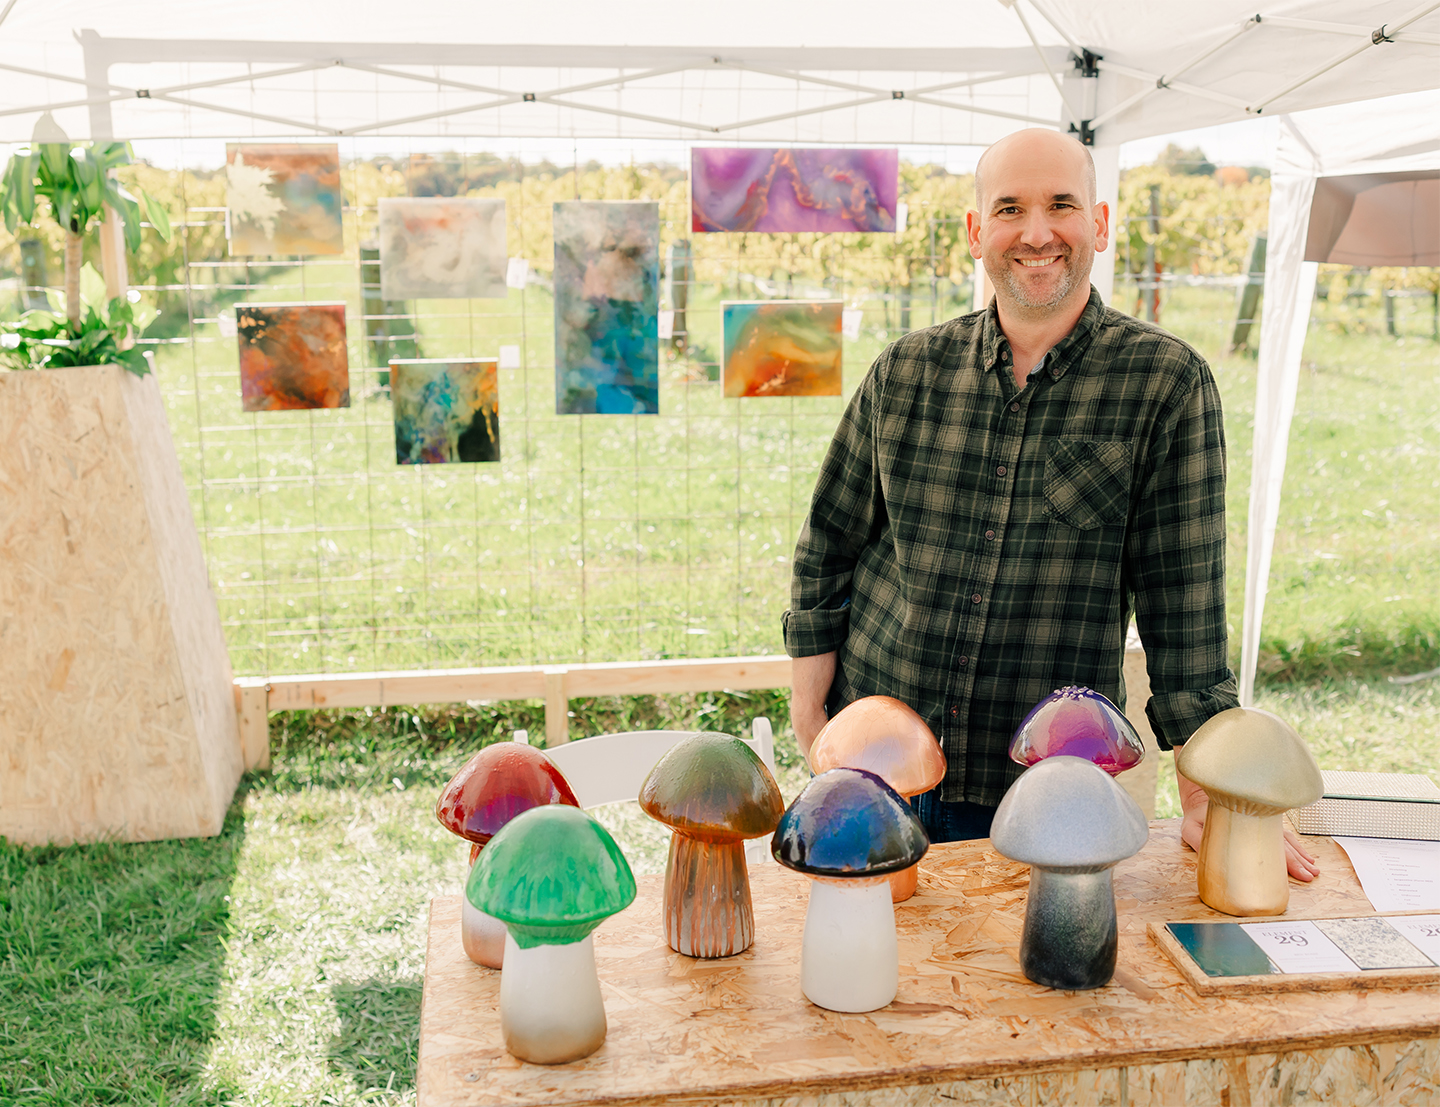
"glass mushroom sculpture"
1009,685,1146,776
1176,707,1324,917
807,695,946,902
435,743,580,968
467,805,636,1064
991,756,1149,990
772,767,929,1012
638,733,784,958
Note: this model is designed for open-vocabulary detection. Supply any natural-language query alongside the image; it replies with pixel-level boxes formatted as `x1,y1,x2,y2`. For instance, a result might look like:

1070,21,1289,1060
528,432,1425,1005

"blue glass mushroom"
771,768,929,1012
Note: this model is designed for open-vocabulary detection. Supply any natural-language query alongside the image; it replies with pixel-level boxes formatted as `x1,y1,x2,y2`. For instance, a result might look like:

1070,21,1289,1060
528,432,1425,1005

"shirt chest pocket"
1044,439,1134,530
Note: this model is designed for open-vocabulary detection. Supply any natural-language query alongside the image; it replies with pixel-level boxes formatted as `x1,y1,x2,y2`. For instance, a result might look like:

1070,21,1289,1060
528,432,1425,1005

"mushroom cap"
991,756,1149,870
638,732,784,841
771,767,929,877
1177,707,1324,814
1008,686,1145,776
466,805,636,948
808,696,946,797
435,742,580,846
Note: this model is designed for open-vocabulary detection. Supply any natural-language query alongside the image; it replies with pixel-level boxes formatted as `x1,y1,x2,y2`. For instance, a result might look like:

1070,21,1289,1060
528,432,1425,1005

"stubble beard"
987,243,1092,315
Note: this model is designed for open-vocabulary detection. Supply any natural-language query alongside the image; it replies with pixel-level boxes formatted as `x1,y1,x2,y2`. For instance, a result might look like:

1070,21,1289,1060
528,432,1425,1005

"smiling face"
967,130,1108,321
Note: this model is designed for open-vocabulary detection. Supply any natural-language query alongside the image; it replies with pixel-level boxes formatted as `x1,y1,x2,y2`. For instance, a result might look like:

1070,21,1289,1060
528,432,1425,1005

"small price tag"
657,311,674,340
841,309,863,342
505,258,529,290
498,345,521,370
894,202,908,234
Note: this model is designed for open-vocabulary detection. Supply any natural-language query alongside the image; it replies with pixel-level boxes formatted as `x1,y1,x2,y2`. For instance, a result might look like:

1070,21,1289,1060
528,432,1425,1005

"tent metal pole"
716,94,892,133
904,94,1056,126
153,93,343,135
148,62,337,98
0,0,20,32
340,96,524,135
541,98,719,134
720,62,1049,100
0,94,131,121
1025,0,1084,57
1260,14,1440,44
1087,19,1256,131
1005,0,1082,127
1098,61,1250,112
1161,17,1260,85
339,61,512,97
1248,0,1440,112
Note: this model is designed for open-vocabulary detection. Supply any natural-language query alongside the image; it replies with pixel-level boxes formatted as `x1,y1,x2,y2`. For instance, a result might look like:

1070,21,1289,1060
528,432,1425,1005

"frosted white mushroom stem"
800,876,897,1012
1197,797,1290,917
498,933,607,1065
460,893,507,969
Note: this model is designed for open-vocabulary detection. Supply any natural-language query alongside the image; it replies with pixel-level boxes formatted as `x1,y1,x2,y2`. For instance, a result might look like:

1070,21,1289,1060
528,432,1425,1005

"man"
784,128,1318,880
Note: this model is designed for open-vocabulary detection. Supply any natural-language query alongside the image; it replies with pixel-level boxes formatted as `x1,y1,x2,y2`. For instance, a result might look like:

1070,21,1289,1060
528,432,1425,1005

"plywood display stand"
417,825,1439,1106
0,365,243,845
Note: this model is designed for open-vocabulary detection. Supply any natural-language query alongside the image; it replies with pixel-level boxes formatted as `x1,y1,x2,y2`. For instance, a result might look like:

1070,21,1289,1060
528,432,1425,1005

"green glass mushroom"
467,805,636,1064
639,733,783,958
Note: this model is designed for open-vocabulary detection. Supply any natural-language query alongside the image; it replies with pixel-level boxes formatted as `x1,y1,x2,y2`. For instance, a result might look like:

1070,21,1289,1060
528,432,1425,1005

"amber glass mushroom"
1177,708,1323,917
435,743,580,967
808,696,945,901
639,733,784,958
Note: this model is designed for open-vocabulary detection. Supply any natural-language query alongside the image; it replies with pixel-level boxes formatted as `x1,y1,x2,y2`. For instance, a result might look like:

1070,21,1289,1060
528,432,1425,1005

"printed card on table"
1239,921,1358,974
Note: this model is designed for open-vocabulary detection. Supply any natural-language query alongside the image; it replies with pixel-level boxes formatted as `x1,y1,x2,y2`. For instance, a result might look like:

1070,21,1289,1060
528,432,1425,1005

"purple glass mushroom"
1008,686,1145,776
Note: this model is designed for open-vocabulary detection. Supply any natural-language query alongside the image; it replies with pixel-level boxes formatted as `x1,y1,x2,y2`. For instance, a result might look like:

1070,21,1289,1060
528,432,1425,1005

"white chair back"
513,718,778,865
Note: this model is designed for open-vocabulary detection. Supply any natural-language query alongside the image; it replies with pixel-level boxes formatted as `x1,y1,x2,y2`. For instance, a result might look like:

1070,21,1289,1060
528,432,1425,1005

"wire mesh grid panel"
135,139,976,678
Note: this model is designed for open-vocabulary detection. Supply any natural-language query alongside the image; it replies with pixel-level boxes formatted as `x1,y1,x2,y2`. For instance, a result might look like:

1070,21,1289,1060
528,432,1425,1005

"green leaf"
38,142,70,180
79,262,109,312
138,190,173,242
115,346,151,377
72,152,103,225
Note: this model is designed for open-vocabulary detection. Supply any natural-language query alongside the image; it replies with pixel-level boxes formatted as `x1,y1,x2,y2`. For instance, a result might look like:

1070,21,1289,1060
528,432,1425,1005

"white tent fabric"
1,2,1438,147
1241,86,1440,704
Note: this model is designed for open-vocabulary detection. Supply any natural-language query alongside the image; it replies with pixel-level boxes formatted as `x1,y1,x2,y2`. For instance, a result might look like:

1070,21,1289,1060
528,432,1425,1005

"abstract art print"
390,359,500,464
692,148,898,233
722,301,843,397
553,201,659,415
237,303,350,411
378,198,507,300
226,143,344,256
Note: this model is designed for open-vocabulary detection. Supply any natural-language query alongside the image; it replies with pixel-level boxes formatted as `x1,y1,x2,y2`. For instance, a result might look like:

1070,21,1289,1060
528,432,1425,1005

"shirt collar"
979,285,1106,380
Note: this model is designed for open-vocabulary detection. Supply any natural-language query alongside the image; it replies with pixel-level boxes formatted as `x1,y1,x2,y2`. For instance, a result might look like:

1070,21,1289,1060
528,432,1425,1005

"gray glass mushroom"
1176,707,1324,916
991,756,1148,991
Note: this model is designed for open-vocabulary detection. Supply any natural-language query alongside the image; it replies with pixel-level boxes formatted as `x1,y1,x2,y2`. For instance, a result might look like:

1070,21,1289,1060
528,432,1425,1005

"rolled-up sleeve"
783,355,886,658
1126,360,1239,749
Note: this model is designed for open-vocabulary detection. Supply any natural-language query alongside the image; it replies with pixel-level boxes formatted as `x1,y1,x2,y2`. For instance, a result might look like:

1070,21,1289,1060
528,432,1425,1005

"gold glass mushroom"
807,696,945,901
1177,708,1324,916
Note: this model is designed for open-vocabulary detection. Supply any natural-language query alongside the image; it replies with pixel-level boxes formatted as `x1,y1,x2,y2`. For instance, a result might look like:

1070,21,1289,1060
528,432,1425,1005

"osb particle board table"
417,823,1440,1106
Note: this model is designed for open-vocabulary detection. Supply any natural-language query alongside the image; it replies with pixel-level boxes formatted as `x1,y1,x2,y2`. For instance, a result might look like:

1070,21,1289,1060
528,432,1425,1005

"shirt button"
971,593,982,604
996,465,1007,476
985,529,995,541
949,705,959,717
1010,402,1020,412
957,656,969,667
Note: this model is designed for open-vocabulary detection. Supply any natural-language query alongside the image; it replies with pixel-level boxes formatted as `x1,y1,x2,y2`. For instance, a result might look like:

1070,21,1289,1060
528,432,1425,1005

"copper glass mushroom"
639,733,784,958
435,743,580,967
807,696,946,902
1177,707,1324,917
772,767,929,1012
991,756,1149,990
1009,686,1146,776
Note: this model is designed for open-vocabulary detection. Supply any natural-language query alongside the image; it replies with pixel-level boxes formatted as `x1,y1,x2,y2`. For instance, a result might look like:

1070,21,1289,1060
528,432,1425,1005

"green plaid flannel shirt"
784,288,1239,806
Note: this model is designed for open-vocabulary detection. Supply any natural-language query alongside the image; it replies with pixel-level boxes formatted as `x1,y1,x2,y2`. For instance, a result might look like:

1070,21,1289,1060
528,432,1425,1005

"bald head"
975,129,1096,213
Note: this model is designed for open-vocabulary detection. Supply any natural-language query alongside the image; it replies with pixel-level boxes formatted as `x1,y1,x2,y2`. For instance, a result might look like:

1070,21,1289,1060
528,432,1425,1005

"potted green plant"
0,126,245,849
1,125,171,371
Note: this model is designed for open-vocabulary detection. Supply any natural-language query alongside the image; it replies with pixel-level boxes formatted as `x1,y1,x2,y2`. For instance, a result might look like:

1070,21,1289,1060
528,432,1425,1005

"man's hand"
791,652,837,762
1176,763,1320,882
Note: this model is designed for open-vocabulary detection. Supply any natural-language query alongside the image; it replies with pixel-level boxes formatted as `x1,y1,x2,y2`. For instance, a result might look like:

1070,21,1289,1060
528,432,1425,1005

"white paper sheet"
1385,914,1440,963
1333,836,1440,912
498,344,520,370
1240,921,1358,973
505,257,529,290
657,310,674,340
841,309,863,342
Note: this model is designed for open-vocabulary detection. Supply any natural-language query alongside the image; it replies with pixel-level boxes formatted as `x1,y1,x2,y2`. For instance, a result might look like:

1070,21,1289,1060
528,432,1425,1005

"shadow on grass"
327,976,424,1097
0,781,254,1107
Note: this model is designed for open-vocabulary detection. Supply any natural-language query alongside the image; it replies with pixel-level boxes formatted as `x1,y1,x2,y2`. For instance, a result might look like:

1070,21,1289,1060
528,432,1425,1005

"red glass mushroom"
435,743,580,968
807,696,946,902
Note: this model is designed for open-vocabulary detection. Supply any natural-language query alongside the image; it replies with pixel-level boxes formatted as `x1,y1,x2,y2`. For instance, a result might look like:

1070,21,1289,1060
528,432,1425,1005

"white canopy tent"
4,1,1440,295
1241,86,1440,704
